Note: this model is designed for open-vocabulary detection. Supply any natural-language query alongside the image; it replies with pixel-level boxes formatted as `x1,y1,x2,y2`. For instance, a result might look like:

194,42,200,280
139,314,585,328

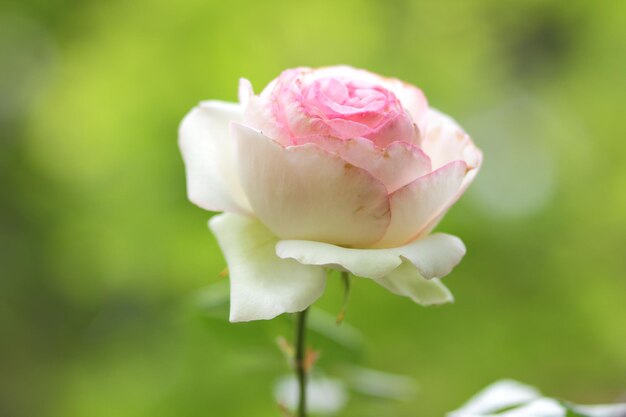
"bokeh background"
2,0,626,416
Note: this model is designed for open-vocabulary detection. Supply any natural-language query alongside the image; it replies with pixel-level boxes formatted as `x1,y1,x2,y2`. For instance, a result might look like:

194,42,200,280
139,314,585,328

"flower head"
179,66,482,321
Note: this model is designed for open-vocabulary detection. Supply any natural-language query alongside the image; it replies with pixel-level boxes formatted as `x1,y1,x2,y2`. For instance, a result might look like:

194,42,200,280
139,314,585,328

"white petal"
422,108,483,171
238,78,254,108
448,380,542,417
209,213,326,322
276,234,463,307
396,233,466,279
233,123,391,247
276,240,402,279
243,93,291,146
375,161,467,248
179,101,251,214
277,232,464,282
375,260,453,305
276,233,465,279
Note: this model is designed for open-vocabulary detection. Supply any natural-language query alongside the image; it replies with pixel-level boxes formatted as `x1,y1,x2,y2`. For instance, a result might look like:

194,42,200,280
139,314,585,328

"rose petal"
238,78,254,108
374,261,454,306
276,240,402,280
243,95,290,145
209,213,326,322
374,161,468,248
415,109,483,237
422,108,483,170
364,108,419,147
307,137,431,193
308,66,429,134
418,165,481,237
397,233,466,278
179,101,252,214
233,123,391,247
324,117,373,139
276,233,465,281
382,78,429,132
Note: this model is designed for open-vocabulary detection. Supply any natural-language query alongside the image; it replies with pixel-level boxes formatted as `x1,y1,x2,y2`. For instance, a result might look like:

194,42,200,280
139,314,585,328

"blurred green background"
2,0,625,416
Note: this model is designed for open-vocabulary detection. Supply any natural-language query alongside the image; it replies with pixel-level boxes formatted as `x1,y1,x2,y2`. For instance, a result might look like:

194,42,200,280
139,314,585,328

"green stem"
294,308,309,417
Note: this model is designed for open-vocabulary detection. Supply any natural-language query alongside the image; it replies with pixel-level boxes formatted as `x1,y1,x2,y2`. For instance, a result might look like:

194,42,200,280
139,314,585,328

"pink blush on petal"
251,67,422,147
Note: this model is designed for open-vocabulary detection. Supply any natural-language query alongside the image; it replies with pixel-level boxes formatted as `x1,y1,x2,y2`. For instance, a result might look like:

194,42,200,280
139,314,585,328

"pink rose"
180,66,482,322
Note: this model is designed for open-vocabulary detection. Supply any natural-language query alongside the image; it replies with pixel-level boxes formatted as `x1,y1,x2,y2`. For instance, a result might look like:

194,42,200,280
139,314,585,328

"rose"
179,66,482,322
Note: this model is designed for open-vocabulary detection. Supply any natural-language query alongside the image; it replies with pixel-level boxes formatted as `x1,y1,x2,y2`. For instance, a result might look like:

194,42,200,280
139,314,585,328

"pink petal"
323,117,373,139
308,137,432,193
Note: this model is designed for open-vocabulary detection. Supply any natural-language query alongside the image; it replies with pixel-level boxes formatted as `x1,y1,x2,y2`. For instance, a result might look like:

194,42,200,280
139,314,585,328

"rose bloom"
179,66,482,322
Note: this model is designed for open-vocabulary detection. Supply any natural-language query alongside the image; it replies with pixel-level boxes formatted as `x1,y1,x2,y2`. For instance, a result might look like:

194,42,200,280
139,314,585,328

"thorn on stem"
304,348,319,373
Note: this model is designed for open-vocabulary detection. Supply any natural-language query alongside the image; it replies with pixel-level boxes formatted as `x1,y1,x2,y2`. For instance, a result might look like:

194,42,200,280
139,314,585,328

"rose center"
302,77,392,121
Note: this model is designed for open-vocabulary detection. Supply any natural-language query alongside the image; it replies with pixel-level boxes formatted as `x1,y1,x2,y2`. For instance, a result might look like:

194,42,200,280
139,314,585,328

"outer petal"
306,137,431,193
179,101,252,214
422,108,482,171
210,213,326,322
277,233,462,306
277,232,465,281
238,78,254,108
417,164,481,238
233,123,391,247
276,240,402,280
375,161,468,248
243,95,291,146
397,233,466,278
413,109,483,237
375,261,453,306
